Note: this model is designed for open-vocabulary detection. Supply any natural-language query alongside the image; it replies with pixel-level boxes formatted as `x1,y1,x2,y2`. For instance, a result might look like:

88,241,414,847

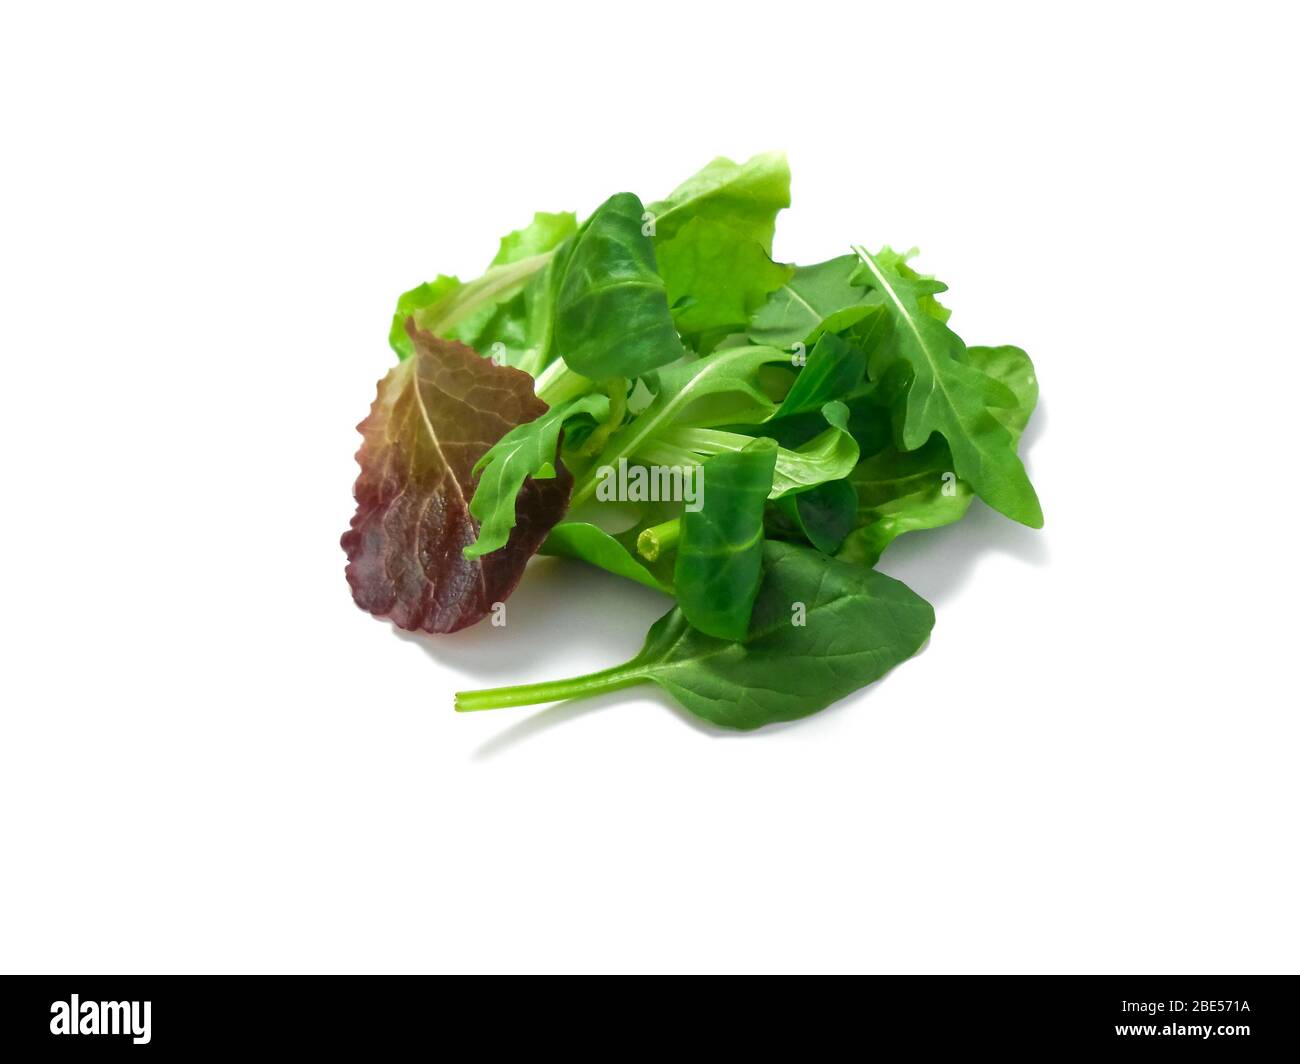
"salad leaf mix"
343,153,1042,730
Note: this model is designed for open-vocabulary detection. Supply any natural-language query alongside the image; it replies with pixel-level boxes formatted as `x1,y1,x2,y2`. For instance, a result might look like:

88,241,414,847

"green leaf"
837,343,1041,565
540,522,673,594
771,331,868,419
464,394,609,560
646,151,790,252
389,274,461,359
965,344,1039,442
774,478,858,555
570,345,792,508
674,438,776,641
390,212,573,362
450,211,579,372
657,216,794,339
553,192,685,379
838,436,972,567
852,247,1043,528
456,541,936,730
747,255,881,348
490,211,577,267
643,401,859,501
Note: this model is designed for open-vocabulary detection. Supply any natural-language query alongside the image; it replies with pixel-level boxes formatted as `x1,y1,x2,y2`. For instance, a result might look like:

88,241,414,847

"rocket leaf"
839,343,1041,565
465,393,609,560
852,246,1043,528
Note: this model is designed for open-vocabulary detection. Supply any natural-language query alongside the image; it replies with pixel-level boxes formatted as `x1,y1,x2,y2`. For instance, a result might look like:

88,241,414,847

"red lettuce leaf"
342,322,571,632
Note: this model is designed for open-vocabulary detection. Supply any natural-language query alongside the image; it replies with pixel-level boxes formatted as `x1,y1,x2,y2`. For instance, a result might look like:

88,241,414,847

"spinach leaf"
674,438,776,640
456,541,935,730
552,192,685,379
774,478,858,555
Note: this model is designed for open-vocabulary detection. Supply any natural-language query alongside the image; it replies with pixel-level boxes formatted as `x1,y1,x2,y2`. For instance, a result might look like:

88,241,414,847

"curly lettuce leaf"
646,151,790,253
388,212,575,364
649,153,792,350
342,324,571,632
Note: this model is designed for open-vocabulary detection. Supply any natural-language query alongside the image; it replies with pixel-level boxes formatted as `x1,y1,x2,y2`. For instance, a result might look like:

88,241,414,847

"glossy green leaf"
774,478,858,555
674,438,776,641
553,192,685,379
456,541,936,730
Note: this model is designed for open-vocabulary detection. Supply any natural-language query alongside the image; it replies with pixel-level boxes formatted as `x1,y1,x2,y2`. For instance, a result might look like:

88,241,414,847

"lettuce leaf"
342,323,571,632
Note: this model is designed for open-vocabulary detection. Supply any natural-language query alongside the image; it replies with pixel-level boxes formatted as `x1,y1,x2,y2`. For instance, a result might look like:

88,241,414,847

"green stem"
535,360,594,407
636,519,680,562
455,663,646,712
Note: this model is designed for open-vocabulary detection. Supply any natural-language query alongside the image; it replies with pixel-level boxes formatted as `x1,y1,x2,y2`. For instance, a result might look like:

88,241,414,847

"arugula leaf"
456,541,935,730
852,246,1043,528
838,343,1040,565
747,255,881,348
552,192,685,379
569,345,792,508
464,393,610,560
674,438,776,640
342,324,571,632
640,401,859,500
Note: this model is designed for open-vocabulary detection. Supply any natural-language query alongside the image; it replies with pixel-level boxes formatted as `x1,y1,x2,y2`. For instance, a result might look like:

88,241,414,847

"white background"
2,2,1296,974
